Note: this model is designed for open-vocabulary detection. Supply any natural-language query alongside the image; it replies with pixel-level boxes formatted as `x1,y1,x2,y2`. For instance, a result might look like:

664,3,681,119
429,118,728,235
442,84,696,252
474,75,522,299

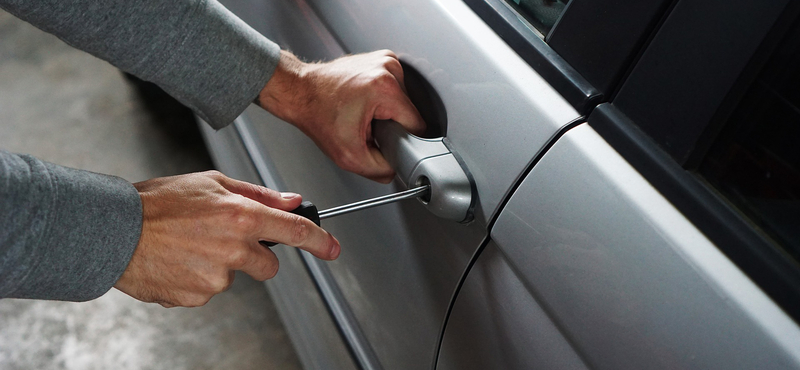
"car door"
197,0,693,368
439,0,800,369
225,1,580,368
201,0,589,368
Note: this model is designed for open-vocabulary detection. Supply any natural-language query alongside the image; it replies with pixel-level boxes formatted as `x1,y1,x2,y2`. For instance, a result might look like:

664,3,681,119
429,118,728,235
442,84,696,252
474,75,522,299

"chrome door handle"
373,120,474,222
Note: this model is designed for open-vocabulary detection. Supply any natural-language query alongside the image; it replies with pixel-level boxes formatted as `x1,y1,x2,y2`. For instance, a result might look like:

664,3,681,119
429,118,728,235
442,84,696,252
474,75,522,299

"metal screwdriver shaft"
260,185,430,247
318,185,430,220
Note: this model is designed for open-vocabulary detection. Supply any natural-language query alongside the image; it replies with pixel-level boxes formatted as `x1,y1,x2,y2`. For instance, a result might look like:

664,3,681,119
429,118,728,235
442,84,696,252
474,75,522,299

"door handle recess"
373,120,474,223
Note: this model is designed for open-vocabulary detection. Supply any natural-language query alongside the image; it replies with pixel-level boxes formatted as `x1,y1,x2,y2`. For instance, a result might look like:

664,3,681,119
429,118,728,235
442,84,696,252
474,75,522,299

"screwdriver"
260,184,431,247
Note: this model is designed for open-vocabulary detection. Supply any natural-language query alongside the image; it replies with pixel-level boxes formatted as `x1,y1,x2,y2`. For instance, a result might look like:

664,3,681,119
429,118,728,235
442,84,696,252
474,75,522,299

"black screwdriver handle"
289,201,321,226
259,201,320,247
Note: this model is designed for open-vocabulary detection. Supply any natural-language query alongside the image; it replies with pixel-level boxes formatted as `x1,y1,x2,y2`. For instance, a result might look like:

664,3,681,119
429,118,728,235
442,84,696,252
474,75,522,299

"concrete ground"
0,10,302,370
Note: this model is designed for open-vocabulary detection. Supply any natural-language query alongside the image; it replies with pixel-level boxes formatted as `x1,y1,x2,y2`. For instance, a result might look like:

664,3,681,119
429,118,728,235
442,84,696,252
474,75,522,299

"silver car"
200,0,800,368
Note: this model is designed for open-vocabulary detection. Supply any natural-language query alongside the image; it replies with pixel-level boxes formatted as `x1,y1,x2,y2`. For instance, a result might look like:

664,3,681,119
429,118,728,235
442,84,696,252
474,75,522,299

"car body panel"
242,104,486,369
213,0,581,368
203,1,800,369
482,123,800,369
438,240,589,370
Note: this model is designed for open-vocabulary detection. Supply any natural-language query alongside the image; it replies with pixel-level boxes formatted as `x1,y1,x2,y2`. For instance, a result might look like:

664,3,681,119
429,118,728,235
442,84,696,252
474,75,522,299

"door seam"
432,116,584,369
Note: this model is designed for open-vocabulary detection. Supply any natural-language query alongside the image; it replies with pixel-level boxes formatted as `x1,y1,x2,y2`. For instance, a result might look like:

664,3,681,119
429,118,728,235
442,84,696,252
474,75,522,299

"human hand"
114,171,340,307
257,50,426,183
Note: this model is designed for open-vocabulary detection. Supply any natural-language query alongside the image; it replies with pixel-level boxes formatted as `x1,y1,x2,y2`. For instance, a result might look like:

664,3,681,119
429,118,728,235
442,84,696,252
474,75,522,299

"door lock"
373,120,474,223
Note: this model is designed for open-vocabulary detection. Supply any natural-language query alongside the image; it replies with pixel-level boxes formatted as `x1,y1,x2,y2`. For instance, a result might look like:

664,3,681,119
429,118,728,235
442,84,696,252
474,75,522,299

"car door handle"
373,120,474,222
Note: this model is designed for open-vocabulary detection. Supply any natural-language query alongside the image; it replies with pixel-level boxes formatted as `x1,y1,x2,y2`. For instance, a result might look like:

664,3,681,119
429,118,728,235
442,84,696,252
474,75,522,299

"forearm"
0,0,280,128
0,151,142,301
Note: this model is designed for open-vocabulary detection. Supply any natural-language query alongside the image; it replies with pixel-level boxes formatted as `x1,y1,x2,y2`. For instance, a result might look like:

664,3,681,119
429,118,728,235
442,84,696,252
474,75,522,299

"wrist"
257,51,313,126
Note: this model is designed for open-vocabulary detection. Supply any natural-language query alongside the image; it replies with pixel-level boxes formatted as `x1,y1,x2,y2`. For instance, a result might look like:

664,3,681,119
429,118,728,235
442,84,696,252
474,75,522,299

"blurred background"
0,9,301,370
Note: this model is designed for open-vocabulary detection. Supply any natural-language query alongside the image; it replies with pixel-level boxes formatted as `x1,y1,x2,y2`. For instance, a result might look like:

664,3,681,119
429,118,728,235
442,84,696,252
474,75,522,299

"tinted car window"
505,0,569,36
699,17,800,260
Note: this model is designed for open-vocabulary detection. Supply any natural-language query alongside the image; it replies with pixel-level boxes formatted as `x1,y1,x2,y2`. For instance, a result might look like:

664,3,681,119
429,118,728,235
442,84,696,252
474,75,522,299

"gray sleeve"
0,0,280,129
0,151,143,301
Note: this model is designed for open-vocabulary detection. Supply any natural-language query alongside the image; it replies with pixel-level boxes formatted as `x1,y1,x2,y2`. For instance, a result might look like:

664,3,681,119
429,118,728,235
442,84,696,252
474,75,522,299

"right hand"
114,171,340,307
257,50,426,183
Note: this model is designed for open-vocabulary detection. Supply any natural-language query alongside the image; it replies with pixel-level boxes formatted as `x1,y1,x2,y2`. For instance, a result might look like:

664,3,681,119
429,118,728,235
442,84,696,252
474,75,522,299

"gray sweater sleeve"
0,0,281,129
0,151,142,301
0,0,282,300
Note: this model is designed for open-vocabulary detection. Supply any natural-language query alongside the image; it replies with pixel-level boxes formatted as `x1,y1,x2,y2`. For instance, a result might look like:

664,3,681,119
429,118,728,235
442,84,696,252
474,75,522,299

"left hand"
114,171,340,307
257,50,426,183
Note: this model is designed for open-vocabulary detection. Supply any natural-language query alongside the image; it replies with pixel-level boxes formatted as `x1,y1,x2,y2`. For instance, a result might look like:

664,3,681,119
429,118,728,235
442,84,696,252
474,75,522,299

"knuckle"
204,276,230,295
381,56,397,68
164,291,196,307
184,294,212,308
250,252,279,281
260,186,280,199
376,71,396,85
222,272,235,292
203,170,225,181
227,247,249,269
243,181,267,196
382,56,400,69
224,201,256,231
373,73,400,94
289,215,311,245
336,150,360,172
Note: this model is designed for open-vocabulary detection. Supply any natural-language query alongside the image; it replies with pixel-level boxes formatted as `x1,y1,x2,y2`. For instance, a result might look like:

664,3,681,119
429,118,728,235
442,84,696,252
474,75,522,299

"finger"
382,57,406,92
340,147,394,183
376,49,399,60
217,176,302,211
256,208,341,260
364,146,396,183
237,243,280,281
178,293,213,308
375,91,426,136
223,270,236,292
340,127,395,182
374,49,410,97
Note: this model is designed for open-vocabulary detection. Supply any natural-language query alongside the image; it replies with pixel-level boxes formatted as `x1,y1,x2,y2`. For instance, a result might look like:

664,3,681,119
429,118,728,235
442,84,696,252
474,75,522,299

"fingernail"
281,192,300,199
329,237,341,260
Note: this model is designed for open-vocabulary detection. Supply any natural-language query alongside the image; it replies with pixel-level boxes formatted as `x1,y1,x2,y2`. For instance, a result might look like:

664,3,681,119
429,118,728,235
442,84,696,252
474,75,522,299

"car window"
464,0,672,113
504,0,570,37
699,17,800,260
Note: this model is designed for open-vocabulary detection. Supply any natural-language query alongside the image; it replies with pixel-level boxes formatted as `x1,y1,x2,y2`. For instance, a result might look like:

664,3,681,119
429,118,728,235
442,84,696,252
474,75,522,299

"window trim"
464,0,672,113
546,0,675,97
463,0,601,114
471,0,800,321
